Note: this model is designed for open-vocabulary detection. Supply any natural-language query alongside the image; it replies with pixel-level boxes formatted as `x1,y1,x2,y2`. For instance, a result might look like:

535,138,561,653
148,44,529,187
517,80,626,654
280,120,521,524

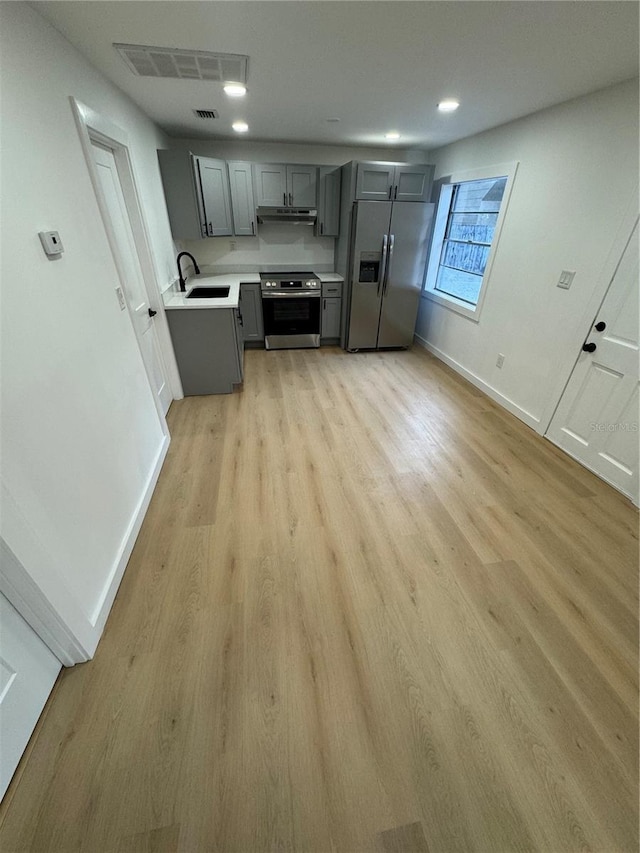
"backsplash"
178,223,335,274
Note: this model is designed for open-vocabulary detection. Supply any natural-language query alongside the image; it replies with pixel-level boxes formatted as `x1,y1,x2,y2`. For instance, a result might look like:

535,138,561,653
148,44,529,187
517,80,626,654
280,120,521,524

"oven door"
262,292,321,349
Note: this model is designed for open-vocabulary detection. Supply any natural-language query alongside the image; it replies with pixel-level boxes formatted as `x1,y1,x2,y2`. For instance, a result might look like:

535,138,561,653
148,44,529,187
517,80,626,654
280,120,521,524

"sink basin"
186,286,230,299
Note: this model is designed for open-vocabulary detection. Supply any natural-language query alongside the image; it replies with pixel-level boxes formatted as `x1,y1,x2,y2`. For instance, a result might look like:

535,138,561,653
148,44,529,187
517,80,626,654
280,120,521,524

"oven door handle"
261,291,321,299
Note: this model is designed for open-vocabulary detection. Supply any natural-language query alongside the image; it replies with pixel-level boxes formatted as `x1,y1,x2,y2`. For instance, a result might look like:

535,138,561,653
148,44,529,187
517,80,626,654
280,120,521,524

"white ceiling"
35,1,639,150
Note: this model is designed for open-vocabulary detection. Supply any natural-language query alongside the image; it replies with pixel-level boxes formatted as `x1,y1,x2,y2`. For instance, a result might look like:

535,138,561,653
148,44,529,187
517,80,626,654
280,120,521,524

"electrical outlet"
115,286,126,311
229,240,237,252
496,353,505,369
557,270,575,289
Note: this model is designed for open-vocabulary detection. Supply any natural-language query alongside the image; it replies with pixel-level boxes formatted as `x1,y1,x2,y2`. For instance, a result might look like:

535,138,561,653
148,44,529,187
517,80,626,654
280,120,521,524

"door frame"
70,97,181,414
539,194,639,434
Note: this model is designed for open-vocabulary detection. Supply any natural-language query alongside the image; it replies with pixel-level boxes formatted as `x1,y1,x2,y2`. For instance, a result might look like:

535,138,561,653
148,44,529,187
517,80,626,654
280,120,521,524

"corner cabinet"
228,162,256,236
158,150,233,239
355,161,433,202
316,167,341,237
253,163,317,208
166,308,243,395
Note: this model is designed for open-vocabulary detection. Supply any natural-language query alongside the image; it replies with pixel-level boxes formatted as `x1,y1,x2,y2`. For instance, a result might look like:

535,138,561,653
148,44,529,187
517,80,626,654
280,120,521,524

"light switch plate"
115,286,127,311
557,269,575,289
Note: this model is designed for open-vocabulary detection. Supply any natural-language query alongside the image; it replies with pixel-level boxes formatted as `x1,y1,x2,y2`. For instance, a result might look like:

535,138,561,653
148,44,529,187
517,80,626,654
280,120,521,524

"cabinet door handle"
283,192,286,205
208,222,213,236
251,220,255,234
320,222,324,235
238,309,244,326
394,185,398,199
289,192,292,206
323,298,327,309
388,186,392,199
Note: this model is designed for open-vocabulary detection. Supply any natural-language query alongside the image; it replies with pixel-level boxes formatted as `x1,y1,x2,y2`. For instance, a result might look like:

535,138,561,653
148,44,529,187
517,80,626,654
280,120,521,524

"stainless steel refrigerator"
345,201,434,350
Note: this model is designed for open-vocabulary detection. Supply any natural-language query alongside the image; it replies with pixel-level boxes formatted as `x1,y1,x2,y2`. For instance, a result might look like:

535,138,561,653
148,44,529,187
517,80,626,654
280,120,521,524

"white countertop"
163,274,257,310
163,272,343,310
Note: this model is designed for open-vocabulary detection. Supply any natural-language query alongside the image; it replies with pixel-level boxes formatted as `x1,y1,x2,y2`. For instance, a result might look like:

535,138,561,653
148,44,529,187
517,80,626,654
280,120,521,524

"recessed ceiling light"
438,100,460,112
224,83,246,97
385,131,401,140
232,121,249,133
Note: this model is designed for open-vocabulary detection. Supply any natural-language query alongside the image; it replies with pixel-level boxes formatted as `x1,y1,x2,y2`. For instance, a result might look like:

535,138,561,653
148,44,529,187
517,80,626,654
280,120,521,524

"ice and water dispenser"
358,251,380,283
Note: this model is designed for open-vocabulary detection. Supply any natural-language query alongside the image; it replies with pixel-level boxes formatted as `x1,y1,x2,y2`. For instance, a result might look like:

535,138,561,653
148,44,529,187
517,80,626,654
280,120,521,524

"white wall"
0,3,176,655
170,138,429,274
415,79,639,432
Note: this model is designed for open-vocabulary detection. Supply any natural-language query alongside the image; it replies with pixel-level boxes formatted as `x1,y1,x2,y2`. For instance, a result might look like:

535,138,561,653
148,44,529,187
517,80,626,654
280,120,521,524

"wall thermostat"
39,231,64,258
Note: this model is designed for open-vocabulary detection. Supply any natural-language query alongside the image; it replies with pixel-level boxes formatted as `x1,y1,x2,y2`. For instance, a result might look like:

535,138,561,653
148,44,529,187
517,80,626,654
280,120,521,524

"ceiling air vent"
114,44,248,83
194,109,219,120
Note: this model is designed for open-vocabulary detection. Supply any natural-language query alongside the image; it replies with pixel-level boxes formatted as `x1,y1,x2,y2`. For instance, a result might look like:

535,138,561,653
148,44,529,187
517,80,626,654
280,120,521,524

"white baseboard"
414,334,542,432
88,433,170,653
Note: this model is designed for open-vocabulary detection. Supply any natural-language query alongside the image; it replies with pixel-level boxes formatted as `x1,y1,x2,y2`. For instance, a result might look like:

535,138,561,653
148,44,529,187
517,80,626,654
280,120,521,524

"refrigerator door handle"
383,234,395,295
378,234,389,296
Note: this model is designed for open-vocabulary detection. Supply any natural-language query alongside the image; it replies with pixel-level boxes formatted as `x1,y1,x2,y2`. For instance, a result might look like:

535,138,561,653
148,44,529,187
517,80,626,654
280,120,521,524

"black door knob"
594,321,606,332
582,342,596,353
148,308,157,318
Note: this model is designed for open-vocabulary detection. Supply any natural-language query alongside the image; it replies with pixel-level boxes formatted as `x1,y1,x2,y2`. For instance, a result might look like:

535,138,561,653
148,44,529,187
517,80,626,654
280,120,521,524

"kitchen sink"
186,286,230,299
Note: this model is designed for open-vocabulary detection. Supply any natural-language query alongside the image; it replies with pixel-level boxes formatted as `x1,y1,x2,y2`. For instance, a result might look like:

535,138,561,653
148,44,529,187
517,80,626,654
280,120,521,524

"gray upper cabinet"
253,163,318,207
158,149,205,240
355,162,395,201
393,164,434,202
253,163,287,207
287,165,317,207
354,161,434,202
197,158,233,236
228,161,256,236
317,167,341,237
158,150,232,239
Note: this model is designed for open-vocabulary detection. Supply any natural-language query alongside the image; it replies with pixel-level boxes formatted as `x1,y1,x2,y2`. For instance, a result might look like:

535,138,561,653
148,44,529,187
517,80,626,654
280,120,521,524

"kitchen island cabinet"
166,307,243,395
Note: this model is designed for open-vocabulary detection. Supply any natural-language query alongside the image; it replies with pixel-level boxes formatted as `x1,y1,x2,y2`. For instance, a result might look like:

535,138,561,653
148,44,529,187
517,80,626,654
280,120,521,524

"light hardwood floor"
1,346,638,852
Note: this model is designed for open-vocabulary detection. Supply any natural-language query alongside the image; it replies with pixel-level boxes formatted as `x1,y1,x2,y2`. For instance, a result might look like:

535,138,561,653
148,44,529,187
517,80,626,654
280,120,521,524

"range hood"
256,207,317,225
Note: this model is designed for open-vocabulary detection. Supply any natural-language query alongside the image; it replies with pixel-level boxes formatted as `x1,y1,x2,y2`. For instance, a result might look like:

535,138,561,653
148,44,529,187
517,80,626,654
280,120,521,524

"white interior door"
547,220,639,504
0,593,61,800
91,141,172,415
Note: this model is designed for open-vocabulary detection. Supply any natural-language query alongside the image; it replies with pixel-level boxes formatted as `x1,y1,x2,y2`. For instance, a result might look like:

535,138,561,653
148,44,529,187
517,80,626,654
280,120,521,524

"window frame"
422,162,518,322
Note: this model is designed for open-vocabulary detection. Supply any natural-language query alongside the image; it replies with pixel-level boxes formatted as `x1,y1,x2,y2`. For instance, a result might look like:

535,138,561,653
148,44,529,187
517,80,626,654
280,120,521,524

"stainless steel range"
260,271,321,350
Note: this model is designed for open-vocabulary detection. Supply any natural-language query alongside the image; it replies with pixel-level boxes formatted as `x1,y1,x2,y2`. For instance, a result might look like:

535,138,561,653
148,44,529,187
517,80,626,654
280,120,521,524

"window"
423,162,517,320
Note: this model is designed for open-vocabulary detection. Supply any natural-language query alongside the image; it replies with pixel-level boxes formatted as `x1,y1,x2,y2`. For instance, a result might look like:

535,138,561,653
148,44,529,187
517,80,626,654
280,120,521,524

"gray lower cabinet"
321,282,342,340
317,167,341,237
239,282,264,345
166,308,243,395
158,150,233,239
228,162,256,236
